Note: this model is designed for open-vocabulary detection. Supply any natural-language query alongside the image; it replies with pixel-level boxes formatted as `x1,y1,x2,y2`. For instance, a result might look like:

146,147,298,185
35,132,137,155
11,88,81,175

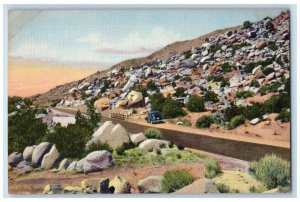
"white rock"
23,145,37,162
139,139,170,151
41,144,60,170
250,118,260,125
130,133,147,145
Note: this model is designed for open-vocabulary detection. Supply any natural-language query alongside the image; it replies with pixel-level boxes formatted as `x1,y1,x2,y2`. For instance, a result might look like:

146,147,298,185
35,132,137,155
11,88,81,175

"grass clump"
161,169,194,193
144,128,162,139
205,158,222,179
249,154,290,189
216,183,231,193
229,115,245,129
236,91,253,99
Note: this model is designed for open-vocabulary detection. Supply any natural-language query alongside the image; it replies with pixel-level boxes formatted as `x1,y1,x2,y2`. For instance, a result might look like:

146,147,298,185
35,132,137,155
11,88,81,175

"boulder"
145,67,152,78
255,40,266,49
262,114,269,120
174,178,219,194
94,98,111,112
254,69,265,79
81,178,110,193
127,91,143,105
14,160,33,174
8,152,23,167
250,118,260,125
75,158,85,172
43,184,64,194
63,186,83,194
108,176,130,194
138,139,170,151
58,158,72,170
130,133,147,145
137,175,163,193
87,121,115,147
41,144,60,170
252,65,262,75
23,145,36,162
82,151,114,173
161,87,176,98
265,72,275,81
115,100,128,109
66,161,77,171
32,142,52,167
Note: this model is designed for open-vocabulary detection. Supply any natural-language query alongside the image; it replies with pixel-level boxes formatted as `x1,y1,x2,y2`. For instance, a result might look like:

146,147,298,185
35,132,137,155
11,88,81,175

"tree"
243,21,252,29
186,95,205,112
174,87,186,97
150,93,166,112
196,115,213,128
162,99,184,119
204,91,219,103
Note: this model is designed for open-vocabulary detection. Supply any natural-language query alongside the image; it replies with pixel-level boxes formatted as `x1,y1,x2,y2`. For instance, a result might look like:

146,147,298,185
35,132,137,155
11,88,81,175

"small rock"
109,176,130,194
137,175,163,193
23,145,36,162
63,186,83,194
58,158,72,170
129,133,147,145
82,150,114,173
66,161,77,171
43,184,64,194
8,152,23,167
174,178,219,194
81,178,110,193
138,139,170,151
250,118,260,125
14,160,33,174
262,114,269,120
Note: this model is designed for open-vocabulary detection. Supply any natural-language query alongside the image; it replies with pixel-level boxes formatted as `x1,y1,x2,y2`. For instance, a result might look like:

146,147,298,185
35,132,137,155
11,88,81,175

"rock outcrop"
31,142,52,167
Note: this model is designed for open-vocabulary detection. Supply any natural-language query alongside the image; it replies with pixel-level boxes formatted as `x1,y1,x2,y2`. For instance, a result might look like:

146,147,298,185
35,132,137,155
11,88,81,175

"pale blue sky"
9,9,284,67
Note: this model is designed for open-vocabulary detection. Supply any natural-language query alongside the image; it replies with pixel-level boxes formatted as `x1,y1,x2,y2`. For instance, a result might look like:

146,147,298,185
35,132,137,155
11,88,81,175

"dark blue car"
146,111,164,124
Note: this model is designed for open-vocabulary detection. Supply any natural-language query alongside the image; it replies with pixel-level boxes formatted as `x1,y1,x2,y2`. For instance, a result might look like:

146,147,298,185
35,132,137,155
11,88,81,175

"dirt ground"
127,109,290,148
8,162,205,194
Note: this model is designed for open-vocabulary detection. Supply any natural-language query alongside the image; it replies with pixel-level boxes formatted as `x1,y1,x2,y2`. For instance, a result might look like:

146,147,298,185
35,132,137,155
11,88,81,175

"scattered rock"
94,98,111,112
82,150,114,173
58,158,72,170
81,178,110,193
63,186,83,194
14,160,33,174
66,161,77,171
8,152,23,167
137,175,163,193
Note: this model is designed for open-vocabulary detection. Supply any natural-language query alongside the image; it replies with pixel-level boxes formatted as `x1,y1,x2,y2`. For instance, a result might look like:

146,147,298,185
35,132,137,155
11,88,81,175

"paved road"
103,116,290,162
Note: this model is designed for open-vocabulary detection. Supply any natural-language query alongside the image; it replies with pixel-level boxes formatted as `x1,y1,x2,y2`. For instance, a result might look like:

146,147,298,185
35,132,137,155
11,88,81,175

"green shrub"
144,128,162,139
162,99,184,118
262,67,275,75
243,21,252,29
132,109,137,114
259,82,282,95
236,91,253,99
249,154,290,189
204,91,219,103
232,42,251,52
244,58,274,74
276,108,290,122
156,149,162,155
196,115,213,128
186,95,205,112
207,75,224,82
174,87,186,97
84,142,113,156
116,142,136,155
134,85,148,97
250,80,260,88
268,42,278,51
161,169,194,193
216,183,231,193
229,115,245,129
221,63,232,72
264,94,290,113
208,44,222,53
205,158,222,179
178,145,185,150
150,93,166,112
180,77,192,82
147,81,159,91
220,79,230,87
183,50,192,59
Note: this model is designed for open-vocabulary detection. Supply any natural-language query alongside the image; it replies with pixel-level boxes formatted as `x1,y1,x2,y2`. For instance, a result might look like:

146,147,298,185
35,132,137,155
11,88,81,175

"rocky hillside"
32,10,290,118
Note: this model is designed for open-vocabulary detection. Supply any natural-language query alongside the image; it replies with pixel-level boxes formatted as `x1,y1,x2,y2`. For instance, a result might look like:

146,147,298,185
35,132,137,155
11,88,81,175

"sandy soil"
8,162,205,194
127,110,290,148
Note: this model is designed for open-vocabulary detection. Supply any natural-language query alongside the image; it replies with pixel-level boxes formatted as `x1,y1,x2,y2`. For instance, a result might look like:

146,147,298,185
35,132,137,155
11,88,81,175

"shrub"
134,85,148,97
262,67,274,76
116,142,136,155
244,58,274,74
204,91,219,103
186,95,205,112
205,158,222,179
207,75,224,82
150,93,166,112
221,63,232,72
178,145,185,150
162,99,184,118
220,79,230,87
174,87,186,97
196,115,213,128
147,81,159,91
161,169,194,193
268,42,278,51
276,108,290,122
183,50,192,59
250,80,260,88
229,115,245,129
144,128,162,139
156,149,162,155
249,154,290,189
168,142,174,148
180,77,192,82
243,21,252,29
84,142,113,156
132,109,137,114
264,94,290,113
232,42,251,52
208,44,222,53
216,183,231,193
236,91,253,99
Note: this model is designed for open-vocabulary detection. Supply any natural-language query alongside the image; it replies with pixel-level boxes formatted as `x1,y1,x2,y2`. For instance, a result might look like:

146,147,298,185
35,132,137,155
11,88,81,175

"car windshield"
151,113,162,119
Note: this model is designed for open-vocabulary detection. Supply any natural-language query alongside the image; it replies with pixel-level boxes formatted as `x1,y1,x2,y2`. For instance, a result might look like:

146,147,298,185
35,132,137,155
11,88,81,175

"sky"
9,8,284,68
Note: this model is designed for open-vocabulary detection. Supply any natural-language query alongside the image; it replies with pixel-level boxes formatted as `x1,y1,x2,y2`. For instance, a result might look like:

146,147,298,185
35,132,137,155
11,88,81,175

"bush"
216,183,231,193
264,94,290,113
196,115,213,128
144,128,162,139
220,79,230,87
221,63,232,72
147,81,159,91
204,91,219,103
150,93,166,112
268,42,278,51
243,21,252,29
249,154,290,189
208,44,222,53
207,75,224,82
162,99,184,118
116,142,136,155
205,158,222,179
232,42,251,52
276,108,290,122
186,95,205,112
134,85,148,97
174,87,186,97
132,109,137,114
250,80,260,88
244,58,274,74
259,82,282,95
161,169,194,193
180,77,192,82
183,50,192,59
236,91,253,99
262,67,274,75
84,142,113,156
229,115,245,129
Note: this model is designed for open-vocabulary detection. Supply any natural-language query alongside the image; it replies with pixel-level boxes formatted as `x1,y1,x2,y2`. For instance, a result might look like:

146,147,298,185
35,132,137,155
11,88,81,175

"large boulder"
58,158,72,170
8,152,23,167
14,160,33,174
87,121,115,147
174,178,219,194
115,100,128,109
161,88,176,98
43,184,64,194
94,98,111,112
80,178,110,193
137,175,163,193
129,133,147,145
108,124,130,149
82,150,114,173
41,144,60,170
32,142,52,167
138,139,170,151
127,90,143,106
75,158,85,172
66,161,77,171
108,176,130,194
23,145,36,162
